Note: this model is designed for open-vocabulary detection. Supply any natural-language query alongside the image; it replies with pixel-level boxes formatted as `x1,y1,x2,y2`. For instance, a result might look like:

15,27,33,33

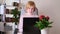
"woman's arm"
18,16,23,34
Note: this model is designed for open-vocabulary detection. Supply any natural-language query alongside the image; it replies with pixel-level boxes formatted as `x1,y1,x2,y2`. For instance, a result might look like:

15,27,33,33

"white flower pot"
41,28,49,34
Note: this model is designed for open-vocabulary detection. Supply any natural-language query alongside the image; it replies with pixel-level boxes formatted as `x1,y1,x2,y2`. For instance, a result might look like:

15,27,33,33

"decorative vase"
41,28,49,34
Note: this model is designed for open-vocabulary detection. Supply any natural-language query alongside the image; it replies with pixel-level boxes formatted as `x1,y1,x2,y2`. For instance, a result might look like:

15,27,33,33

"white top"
18,14,38,34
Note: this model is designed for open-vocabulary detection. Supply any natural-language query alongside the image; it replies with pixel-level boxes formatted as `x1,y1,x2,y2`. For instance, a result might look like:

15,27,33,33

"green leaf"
11,8,21,25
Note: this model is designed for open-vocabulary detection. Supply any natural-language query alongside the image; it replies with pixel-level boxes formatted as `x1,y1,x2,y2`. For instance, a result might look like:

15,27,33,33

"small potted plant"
11,8,20,25
11,8,20,34
35,15,53,34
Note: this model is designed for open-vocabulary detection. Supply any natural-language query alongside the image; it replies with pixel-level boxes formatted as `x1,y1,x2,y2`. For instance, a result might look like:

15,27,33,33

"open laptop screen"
23,17,39,26
23,17,40,34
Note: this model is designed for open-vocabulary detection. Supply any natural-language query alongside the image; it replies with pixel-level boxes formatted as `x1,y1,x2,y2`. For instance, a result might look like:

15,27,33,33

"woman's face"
26,6,34,13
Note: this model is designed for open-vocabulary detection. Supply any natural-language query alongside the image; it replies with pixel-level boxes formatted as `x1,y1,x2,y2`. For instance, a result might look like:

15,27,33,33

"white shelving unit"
0,0,21,34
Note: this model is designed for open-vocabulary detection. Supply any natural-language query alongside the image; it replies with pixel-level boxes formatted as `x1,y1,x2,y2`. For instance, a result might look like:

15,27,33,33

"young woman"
18,1,40,34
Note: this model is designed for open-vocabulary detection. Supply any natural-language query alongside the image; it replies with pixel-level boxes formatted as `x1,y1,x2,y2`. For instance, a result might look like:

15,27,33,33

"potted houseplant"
11,8,20,25
35,15,53,34
11,8,20,34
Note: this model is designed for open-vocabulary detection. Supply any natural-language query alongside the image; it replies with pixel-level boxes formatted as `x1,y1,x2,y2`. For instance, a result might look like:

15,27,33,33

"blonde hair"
26,1,36,10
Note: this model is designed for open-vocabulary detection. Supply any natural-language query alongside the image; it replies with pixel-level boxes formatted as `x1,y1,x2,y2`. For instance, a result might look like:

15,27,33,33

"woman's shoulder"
20,14,39,18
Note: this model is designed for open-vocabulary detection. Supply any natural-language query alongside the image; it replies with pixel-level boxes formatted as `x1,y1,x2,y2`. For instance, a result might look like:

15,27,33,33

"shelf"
5,17,19,22
0,0,21,23
5,17,15,22
6,5,16,9
5,14,13,18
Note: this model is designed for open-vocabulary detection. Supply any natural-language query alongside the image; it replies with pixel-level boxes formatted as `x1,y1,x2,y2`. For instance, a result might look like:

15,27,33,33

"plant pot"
41,28,49,34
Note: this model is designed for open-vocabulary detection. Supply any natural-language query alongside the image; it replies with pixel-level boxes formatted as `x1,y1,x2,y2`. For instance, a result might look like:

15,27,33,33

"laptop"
23,17,41,34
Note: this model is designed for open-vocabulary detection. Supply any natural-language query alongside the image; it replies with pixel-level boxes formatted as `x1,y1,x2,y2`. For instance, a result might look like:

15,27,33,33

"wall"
21,0,60,34
0,0,4,4
5,0,19,5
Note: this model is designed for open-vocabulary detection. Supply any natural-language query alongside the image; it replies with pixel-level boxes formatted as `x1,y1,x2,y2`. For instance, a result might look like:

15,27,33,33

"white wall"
0,0,5,4
21,0,60,34
5,0,19,5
